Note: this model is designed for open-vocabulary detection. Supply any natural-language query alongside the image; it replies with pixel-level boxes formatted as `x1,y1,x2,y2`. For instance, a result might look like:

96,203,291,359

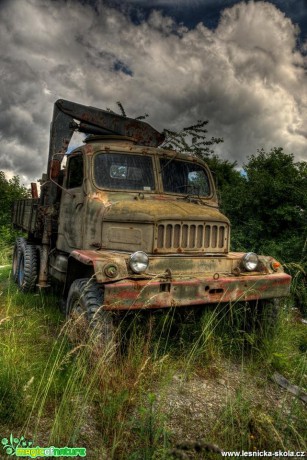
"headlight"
242,252,259,271
129,251,149,274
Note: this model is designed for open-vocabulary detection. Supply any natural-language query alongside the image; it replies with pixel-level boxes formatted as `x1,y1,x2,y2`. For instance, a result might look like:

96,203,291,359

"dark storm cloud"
0,0,306,184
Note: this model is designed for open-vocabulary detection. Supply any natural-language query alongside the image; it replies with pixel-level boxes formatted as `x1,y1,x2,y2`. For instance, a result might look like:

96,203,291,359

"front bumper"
102,272,291,310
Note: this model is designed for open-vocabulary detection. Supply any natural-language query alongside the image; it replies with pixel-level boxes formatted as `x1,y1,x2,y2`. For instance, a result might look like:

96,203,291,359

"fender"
63,249,129,297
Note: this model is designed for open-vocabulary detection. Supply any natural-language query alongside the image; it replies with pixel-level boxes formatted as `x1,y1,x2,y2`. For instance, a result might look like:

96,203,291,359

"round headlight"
242,252,259,271
129,251,149,274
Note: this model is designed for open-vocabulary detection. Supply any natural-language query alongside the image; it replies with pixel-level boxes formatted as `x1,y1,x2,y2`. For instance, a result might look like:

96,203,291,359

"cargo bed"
12,199,39,233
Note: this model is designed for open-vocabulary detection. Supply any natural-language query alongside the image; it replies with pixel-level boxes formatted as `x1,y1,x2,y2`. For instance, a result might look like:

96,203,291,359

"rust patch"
84,143,93,155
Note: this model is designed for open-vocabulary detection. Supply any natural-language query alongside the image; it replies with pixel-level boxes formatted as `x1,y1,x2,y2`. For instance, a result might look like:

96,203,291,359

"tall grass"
0,263,306,459
0,241,12,266
285,261,307,317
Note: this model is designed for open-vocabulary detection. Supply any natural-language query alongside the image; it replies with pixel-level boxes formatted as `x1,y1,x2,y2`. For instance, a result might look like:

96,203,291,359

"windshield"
94,153,155,191
160,159,210,196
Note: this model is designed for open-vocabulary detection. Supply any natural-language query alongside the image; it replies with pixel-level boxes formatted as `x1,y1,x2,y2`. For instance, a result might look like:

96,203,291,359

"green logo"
1,434,32,456
1,434,86,457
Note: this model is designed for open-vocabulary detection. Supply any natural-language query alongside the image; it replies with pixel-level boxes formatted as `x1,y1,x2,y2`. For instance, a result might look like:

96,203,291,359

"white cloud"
0,0,306,185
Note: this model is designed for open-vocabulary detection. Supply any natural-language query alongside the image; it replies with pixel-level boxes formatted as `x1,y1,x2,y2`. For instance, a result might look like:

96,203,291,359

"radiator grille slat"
156,222,228,252
212,225,217,248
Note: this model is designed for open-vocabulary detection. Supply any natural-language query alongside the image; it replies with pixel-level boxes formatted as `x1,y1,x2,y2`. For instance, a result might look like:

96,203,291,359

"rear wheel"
18,244,38,292
12,237,26,283
66,278,115,350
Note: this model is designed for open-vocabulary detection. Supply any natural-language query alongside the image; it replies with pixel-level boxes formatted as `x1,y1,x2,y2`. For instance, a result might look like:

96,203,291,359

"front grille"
156,221,228,252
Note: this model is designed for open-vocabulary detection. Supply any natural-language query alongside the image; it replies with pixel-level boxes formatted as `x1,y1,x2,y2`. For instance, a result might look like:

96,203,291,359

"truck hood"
103,199,229,224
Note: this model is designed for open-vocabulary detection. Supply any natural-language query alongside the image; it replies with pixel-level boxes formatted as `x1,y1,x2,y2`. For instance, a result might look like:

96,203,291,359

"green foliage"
129,393,170,460
205,155,246,218
161,120,223,156
213,387,306,452
0,267,65,429
0,172,28,252
0,369,27,424
0,172,28,229
285,260,307,316
228,148,307,259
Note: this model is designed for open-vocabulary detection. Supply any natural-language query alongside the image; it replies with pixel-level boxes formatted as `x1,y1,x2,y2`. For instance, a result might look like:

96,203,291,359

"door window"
66,155,83,189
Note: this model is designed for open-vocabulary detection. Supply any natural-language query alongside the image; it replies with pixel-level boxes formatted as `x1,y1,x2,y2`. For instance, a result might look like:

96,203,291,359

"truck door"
57,153,85,251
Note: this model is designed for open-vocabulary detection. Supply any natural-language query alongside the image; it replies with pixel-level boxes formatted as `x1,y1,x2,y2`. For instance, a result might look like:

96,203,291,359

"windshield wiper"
173,185,204,204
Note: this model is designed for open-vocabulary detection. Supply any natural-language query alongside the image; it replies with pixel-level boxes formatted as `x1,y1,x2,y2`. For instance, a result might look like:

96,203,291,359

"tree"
232,148,307,261
0,172,29,246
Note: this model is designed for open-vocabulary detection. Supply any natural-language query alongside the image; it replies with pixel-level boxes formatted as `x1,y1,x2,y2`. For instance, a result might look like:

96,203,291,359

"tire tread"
18,244,38,292
66,278,114,346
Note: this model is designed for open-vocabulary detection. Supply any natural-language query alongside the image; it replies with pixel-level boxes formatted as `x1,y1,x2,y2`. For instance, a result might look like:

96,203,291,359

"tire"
12,237,26,283
66,278,115,349
18,244,38,292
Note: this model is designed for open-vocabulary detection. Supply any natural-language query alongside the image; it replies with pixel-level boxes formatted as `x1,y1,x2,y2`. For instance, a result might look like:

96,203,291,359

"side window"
66,155,84,189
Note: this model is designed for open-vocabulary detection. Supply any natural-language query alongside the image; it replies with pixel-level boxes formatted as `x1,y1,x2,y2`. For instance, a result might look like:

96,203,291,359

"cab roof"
71,134,209,168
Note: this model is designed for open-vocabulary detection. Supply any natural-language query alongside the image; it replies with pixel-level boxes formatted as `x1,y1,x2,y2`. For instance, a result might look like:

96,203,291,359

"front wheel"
66,278,115,351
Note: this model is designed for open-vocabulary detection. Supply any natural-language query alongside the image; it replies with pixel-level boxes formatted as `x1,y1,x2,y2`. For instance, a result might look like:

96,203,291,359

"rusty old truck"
12,99,291,341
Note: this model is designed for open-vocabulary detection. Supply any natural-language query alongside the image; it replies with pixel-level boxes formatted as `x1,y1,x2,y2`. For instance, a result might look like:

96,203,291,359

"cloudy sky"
0,0,306,184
